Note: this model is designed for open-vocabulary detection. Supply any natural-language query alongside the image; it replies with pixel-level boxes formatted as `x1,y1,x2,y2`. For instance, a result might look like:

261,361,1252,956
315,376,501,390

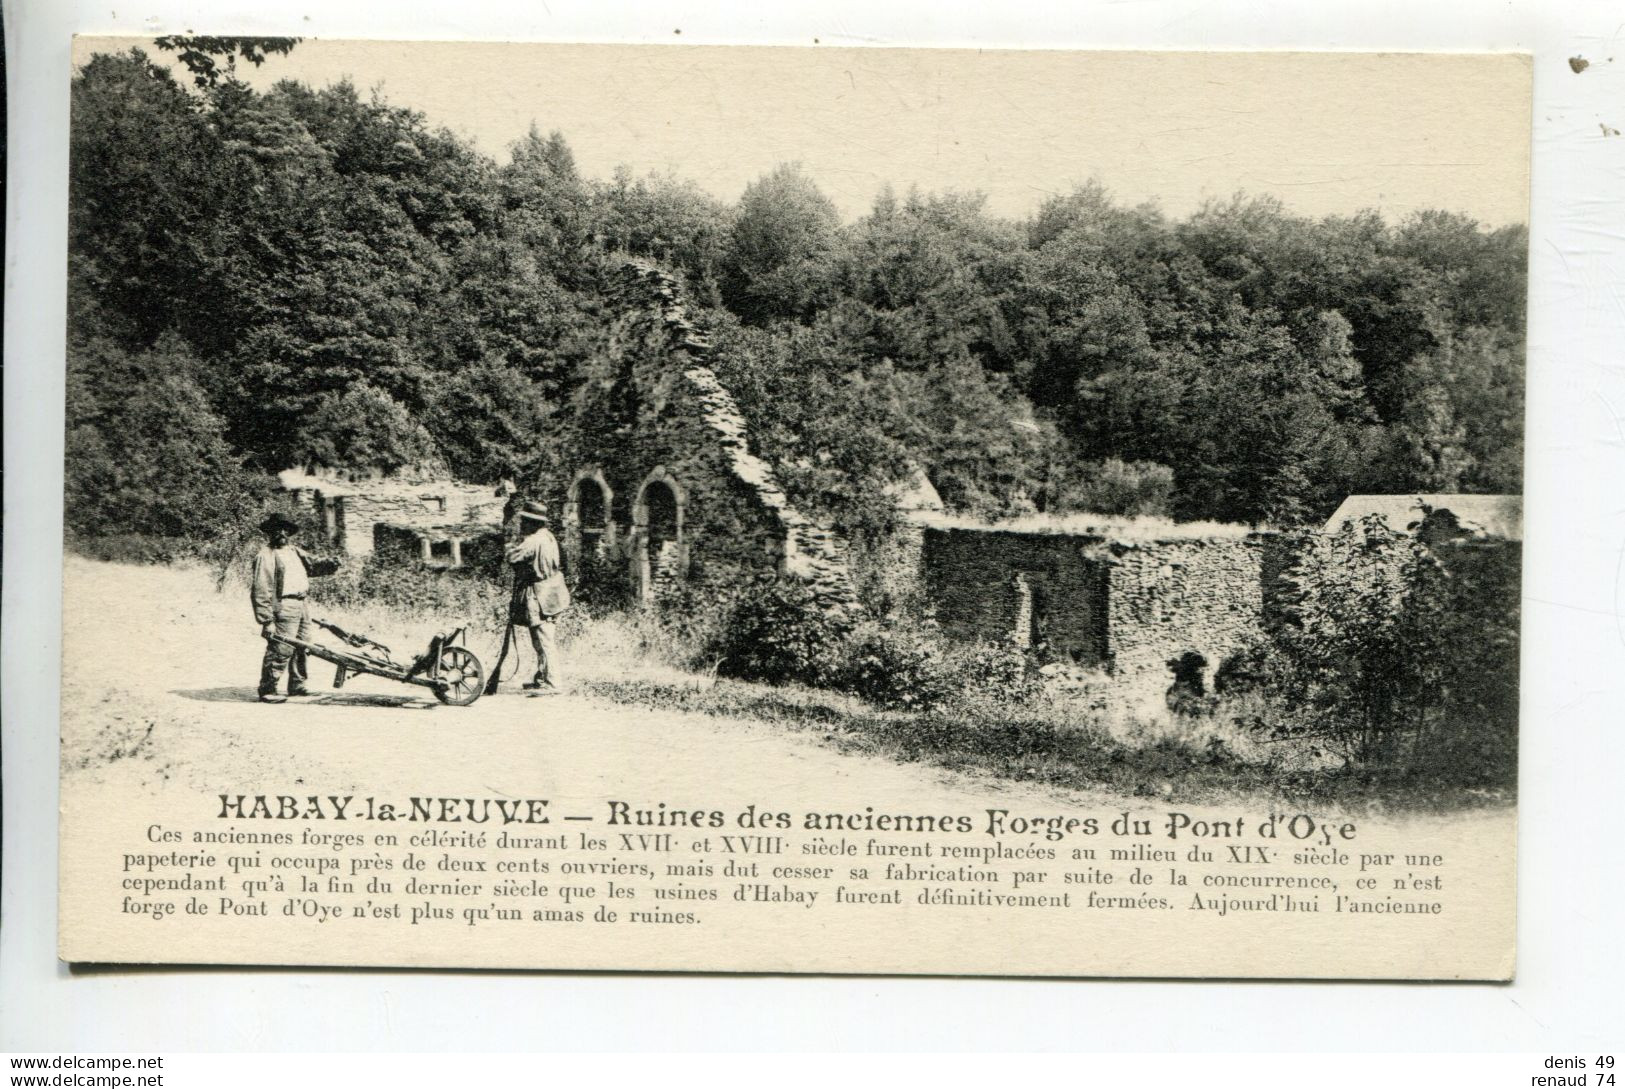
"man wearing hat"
504,499,571,693
251,513,338,704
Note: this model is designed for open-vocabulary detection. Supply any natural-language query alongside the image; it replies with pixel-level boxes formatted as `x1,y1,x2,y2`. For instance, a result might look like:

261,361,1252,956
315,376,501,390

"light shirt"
504,528,563,584
274,546,309,597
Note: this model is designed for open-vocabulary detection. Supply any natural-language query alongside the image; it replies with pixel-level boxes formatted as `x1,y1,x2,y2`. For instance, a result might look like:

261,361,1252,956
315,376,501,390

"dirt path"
61,557,1102,814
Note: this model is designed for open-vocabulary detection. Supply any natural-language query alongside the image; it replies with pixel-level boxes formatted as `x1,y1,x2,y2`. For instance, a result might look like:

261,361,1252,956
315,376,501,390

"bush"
322,556,508,634
1056,458,1175,518
654,581,745,666
841,621,954,710
840,620,1041,712
715,577,854,687
569,549,636,616
1214,513,1519,787
65,532,189,566
942,640,1044,708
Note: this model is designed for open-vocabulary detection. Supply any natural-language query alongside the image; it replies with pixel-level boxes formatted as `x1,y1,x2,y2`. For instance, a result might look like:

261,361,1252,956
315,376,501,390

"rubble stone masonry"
921,525,1278,686
553,260,857,611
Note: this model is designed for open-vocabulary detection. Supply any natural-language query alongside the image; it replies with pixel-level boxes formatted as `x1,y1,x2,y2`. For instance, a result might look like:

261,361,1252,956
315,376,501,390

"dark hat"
517,499,550,524
259,513,302,535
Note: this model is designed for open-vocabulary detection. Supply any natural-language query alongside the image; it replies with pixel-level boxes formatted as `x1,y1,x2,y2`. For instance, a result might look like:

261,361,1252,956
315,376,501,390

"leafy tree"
69,50,231,350
709,321,914,535
1015,227,1152,416
153,35,299,88
65,335,270,543
721,163,840,324
66,41,1527,548
1394,210,1528,333
500,125,594,282
291,384,442,474
881,354,1054,518
591,166,731,303
830,188,1023,372
427,231,592,397
421,356,558,483
1053,458,1175,517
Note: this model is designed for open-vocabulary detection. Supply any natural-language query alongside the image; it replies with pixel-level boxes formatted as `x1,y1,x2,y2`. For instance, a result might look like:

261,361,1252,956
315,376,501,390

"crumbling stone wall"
922,525,1277,686
280,469,505,558
371,522,506,579
1100,536,1274,684
553,260,857,611
923,528,1109,664
334,483,503,557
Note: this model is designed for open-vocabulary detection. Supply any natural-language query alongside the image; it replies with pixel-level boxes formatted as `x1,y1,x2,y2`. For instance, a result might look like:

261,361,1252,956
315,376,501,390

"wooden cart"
270,617,485,706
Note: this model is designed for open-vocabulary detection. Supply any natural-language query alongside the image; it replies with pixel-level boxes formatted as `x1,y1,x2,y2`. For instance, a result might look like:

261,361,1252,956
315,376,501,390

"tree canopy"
68,44,1527,547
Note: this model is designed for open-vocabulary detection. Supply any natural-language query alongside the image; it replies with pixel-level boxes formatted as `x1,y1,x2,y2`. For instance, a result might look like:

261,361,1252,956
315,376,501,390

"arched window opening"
578,477,609,556
632,470,686,606
566,470,616,591
645,481,678,548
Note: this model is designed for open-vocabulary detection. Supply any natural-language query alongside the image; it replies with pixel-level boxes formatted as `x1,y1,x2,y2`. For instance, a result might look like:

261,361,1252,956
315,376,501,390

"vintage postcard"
59,38,1528,978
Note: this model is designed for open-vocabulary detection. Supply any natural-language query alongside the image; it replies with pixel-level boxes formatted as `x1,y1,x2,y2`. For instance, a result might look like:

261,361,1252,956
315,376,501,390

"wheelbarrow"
270,617,486,706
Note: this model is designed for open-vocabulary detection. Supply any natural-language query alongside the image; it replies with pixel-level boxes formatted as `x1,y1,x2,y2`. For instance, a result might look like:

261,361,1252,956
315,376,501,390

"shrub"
941,640,1044,708
841,621,954,711
65,532,188,566
1056,458,1175,518
1216,512,1519,787
715,577,854,687
654,581,745,667
322,555,508,634
568,550,635,615
840,620,1041,712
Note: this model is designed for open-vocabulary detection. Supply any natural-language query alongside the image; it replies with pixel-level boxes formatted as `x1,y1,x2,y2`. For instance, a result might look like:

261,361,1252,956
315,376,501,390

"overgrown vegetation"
69,39,1525,556
64,40,1523,807
636,523,1517,805
1215,513,1519,791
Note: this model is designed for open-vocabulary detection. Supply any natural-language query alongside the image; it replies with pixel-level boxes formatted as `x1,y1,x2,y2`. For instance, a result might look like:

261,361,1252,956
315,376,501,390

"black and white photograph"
48,36,1529,980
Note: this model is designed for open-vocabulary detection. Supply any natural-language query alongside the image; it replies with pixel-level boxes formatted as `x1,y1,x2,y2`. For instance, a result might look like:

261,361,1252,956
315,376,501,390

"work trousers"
527,620,561,689
259,598,311,696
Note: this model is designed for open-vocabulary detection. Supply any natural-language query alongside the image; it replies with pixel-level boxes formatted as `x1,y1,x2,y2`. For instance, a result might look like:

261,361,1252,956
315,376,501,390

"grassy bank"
570,669,1513,814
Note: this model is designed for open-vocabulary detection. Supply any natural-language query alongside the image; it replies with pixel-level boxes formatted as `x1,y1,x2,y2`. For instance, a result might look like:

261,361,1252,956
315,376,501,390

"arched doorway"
564,469,616,602
570,471,614,555
632,469,685,605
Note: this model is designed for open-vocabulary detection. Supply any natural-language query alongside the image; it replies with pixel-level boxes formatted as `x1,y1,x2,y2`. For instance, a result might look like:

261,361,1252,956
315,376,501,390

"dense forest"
66,41,1527,546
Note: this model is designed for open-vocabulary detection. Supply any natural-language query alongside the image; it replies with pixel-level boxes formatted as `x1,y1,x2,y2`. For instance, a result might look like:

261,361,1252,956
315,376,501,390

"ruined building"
274,259,1519,694
275,466,508,569
889,515,1288,686
545,260,857,610
277,259,858,611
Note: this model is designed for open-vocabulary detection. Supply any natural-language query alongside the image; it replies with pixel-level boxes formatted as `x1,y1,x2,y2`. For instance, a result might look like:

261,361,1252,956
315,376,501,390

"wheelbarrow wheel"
433,646,484,707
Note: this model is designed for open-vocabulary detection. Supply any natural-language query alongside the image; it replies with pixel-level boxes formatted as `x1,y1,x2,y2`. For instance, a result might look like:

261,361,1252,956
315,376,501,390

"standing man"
251,513,337,704
504,499,571,693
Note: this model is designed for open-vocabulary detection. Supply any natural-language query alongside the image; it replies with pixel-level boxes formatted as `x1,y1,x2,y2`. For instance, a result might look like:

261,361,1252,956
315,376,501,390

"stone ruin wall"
336,484,505,558
1100,535,1274,684
922,528,1109,665
918,525,1281,688
555,260,857,612
372,521,507,578
281,475,506,559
